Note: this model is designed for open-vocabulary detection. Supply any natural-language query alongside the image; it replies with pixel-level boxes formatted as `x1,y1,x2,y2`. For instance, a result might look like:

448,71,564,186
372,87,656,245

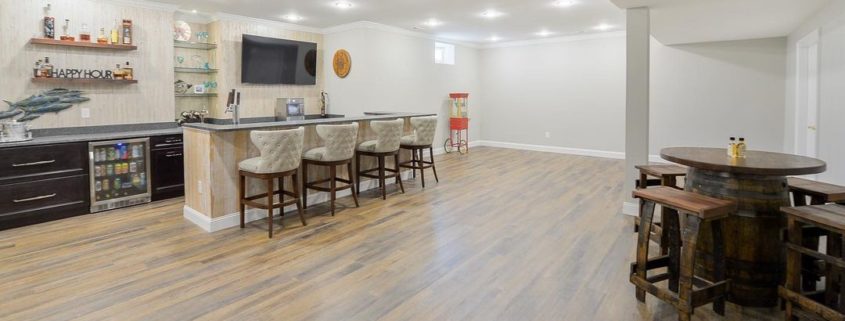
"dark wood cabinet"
151,134,184,201
0,142,88,185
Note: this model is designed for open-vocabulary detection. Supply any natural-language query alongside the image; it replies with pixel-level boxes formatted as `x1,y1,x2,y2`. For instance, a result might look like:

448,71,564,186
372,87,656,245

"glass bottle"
97,28,108,44
737,137,747,158
41,57,53,78
113,63,124,80
123,61,133,80
79,23,91,42
122,19,132,45
110,20,119,44
61,19,73,41
34,60,42,78
43,4,55,39
727,137,736,157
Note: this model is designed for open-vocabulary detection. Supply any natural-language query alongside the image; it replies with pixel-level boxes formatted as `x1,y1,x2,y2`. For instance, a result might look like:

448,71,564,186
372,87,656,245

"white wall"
786,1,845,185
323,25,482,147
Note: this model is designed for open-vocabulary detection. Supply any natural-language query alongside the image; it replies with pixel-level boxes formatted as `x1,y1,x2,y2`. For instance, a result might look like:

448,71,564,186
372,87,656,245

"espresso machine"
275,98,305,121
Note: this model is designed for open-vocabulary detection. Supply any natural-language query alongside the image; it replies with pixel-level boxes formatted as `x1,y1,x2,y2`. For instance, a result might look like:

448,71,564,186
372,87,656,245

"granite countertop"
0,123,182,148
182,112,436,132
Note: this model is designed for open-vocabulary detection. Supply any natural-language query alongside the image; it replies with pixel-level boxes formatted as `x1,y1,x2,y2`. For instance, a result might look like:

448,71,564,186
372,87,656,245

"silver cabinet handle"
154,143,182,148
13,193,57,203
12,160,56,167
165,153,183,158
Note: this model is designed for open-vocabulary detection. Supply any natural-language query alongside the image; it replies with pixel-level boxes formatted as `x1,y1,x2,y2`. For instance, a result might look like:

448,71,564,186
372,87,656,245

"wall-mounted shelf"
176,93,217,97
174,41,217,50
30,38,137,50
32,78,138,84
174,67,218,73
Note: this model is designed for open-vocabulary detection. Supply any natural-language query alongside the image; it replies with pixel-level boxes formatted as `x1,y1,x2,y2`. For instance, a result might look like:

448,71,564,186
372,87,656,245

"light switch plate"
81,108,90,118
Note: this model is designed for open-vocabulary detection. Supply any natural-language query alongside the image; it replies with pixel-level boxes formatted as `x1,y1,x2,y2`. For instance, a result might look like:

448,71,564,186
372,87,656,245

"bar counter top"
181,112,436,132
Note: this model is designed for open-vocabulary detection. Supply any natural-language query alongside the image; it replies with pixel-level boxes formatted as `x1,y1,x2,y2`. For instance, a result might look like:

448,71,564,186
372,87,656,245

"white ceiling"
611,0,831,44
157,0,626,44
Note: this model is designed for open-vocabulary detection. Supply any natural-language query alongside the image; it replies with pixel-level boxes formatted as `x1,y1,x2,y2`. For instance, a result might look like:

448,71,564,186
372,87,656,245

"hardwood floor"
0,147,781,321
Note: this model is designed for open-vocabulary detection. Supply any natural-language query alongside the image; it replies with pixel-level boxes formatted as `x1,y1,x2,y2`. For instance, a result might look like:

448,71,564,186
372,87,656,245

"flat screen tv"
241,34,317,85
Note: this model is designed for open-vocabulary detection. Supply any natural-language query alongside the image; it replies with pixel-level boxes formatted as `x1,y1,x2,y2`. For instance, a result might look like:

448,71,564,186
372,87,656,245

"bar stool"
781,204,845,320
238,127,306,238
632,164,688,252
399,116,439,188
630,186,735,321
356,118,405,200
302,123,360,216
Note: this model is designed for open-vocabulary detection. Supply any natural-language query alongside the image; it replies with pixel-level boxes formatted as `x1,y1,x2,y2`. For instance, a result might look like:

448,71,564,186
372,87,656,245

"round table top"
661,147,826,176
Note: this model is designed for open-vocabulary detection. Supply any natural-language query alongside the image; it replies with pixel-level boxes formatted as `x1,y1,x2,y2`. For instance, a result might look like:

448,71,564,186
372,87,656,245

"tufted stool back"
408,116,438,146
246,127,305,173
316,123,359,162
369,119,404,153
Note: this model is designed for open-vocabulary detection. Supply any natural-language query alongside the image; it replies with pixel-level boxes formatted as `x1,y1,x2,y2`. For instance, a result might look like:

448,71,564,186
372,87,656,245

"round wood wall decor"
333,49,351,78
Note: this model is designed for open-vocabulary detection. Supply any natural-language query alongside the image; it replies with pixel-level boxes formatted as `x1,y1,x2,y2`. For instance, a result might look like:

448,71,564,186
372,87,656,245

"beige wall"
210,19,324,119
0,0,176,128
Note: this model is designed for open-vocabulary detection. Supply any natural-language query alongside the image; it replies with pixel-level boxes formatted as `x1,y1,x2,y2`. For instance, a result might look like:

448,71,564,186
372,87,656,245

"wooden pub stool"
633,164,687,236
630,186,735,321
238,127,306,238
399,116,439,188
787,177,845,293
781,204,845,320
302,123,360,216
356,119,405,200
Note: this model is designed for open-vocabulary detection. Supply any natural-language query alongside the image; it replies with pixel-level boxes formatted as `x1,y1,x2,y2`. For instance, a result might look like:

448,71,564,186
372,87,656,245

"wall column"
623,7,650,215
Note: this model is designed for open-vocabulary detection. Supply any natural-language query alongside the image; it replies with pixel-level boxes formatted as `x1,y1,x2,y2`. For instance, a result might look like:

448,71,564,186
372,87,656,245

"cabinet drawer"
0,143,87,183
0,174,89,230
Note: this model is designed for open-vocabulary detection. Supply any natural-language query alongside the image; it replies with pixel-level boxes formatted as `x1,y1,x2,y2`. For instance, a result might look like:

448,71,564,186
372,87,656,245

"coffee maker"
275,98,305,121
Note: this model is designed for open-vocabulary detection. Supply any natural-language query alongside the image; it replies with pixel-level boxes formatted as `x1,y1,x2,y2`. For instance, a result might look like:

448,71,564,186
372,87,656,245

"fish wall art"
2,88,90,122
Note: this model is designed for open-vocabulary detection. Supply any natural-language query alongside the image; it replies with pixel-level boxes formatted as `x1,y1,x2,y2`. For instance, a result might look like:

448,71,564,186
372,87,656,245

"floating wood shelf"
31,78,138,84
30,38,137,50
174,67,218,73
175,93,217,97
174,41,217,50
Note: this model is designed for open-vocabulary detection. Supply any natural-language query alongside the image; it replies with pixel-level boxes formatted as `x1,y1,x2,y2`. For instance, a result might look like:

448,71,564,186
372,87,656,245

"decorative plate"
173,20,192,42
333,49,351,78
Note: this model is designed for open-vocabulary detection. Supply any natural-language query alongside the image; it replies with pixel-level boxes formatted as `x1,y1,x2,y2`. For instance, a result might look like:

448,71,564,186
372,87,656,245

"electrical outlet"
81,108,90,118
545,131,551,139
198,180,203,194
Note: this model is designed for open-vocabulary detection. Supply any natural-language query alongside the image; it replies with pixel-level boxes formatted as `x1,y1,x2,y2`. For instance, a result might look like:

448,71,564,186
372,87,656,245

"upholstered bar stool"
302,123,360,216
238,127,306,238
399,116,439,188
356,118,405,200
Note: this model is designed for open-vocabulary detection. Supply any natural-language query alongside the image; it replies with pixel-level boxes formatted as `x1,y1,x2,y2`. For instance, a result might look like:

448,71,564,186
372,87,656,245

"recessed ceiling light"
480,10,503,19
423,19,442,27
488,35,501,42
594,23,613,31
333,1,353,9
536,30,553,37
191,9,197,14
282,14,303,22
552,0,575,7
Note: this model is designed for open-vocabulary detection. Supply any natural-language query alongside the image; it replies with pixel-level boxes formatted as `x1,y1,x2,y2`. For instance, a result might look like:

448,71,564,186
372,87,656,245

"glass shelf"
174,67,218,73
174,41,217,50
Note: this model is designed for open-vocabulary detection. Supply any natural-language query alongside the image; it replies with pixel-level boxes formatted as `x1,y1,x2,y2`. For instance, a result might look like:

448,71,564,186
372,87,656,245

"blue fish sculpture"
2,88,90,123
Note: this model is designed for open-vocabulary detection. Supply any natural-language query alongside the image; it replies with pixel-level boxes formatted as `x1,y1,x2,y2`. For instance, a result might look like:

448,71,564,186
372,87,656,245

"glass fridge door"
89,138,152,212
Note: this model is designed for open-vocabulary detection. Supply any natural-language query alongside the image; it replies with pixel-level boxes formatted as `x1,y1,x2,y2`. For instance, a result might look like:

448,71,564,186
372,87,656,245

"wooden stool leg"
302,162,309,209
785,217,804,321
826,233,843,307
347,162,359,207
292,172,306,226
665,208,681,293
418,149,426,188
429,147,439,183
378,156,386,200
239,174,246,228
355,153,361,195
678,214,702,321
711,219,726,316
266,178,274,238
635,199,656,303
278,177,285,225
411,148,417,178
395,153,405,194
330,165,337,216
638,172,648,189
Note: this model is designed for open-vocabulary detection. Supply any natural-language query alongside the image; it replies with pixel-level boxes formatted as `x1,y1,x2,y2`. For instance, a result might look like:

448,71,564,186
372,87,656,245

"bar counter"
182,112,435,232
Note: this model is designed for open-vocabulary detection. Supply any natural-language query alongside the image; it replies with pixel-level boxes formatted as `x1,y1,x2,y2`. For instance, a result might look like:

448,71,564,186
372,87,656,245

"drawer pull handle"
12,160,56,167
13,193,57,203
154,143,181,148
165,153,183,158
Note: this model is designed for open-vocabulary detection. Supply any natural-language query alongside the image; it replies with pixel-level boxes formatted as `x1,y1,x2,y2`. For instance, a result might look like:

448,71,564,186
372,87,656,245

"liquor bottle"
737,137,747,158
60,19,74,41
113,64,124,80
43,4,55,39
110,20,119,44
79,23,91,42
123,61,133,80
34,60,42,78
97,28,108,44
727,137,737,157
41,57,54,78
122,19,133,45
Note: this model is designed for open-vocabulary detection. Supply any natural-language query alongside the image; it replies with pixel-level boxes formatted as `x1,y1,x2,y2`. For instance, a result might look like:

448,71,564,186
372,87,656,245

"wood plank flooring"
0,147,781,320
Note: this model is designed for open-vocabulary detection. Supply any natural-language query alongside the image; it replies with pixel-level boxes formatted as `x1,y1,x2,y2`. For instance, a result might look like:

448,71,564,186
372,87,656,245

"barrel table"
661,147,826,307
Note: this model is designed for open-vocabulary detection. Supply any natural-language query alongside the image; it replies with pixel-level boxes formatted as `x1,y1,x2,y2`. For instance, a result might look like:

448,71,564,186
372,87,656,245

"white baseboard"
475,140,625,160
622,201,638,216
184,172,413,232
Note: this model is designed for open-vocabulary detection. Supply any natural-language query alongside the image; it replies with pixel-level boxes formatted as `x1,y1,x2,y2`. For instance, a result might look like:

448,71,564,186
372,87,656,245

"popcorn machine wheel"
444,93,469,154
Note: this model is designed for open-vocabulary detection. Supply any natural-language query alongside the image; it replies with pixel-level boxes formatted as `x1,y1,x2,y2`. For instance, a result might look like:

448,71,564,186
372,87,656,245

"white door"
795,30,820,160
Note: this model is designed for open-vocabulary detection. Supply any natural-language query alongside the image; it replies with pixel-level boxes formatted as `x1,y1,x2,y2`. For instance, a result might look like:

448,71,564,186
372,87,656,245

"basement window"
434,42,455,65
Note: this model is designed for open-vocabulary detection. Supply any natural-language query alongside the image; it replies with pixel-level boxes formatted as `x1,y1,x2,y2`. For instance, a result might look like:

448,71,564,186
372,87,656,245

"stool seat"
782,204,845,232
400,135,417,146
633,187,735,220
355,119,405,200
302,123,360,216
357,140,384,153
789,177,845,204
635,164,687,179
303,147,328,161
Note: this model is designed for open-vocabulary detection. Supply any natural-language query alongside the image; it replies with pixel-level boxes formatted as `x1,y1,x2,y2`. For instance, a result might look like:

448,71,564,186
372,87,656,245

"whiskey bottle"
97,28,108,44
79,23,91,42
41,57,54,78
34,60,42,78
123,61,133,80
122,19,132,45
110,20,119,44
113,64,124,80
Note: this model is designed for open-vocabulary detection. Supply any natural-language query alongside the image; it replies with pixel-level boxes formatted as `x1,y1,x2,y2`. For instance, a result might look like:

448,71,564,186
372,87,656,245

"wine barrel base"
686,168,789,308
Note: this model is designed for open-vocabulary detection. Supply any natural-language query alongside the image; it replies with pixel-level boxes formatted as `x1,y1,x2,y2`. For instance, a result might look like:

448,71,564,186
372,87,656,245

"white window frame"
434,42,455,65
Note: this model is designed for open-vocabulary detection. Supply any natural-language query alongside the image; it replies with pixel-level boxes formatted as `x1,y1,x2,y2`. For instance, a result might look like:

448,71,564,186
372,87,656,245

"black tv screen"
241,34,317,85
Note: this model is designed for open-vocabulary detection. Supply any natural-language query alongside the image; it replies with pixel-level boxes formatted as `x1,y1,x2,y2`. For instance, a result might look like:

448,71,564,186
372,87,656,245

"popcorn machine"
445,93,469,154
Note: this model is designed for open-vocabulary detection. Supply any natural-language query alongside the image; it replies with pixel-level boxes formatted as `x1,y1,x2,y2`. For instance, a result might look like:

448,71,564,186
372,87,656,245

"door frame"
794,29,820,159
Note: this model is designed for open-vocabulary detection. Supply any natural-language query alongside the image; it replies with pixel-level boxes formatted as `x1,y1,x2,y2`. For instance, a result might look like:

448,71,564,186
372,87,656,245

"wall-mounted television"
241,34,317,85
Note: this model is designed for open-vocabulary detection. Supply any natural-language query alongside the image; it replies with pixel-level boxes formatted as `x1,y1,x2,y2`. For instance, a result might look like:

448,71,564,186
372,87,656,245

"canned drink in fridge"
139,172,146,186
103,179,110,191
106,164,114,176
129,161,137,173
95,180,102,192
114,178,121,190
99,149,107,162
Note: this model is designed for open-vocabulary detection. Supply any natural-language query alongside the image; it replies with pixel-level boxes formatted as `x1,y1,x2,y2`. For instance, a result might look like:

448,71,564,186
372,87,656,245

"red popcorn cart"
445,93,469,154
